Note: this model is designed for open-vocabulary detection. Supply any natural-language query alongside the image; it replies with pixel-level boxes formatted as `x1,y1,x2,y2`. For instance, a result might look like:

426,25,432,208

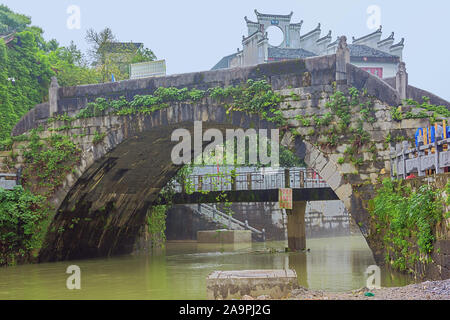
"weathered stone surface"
206,270,298,300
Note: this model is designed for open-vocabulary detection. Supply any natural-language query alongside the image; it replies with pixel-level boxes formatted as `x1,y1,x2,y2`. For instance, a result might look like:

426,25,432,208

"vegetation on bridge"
0,186,47,266
368,179,448,274
391,96,450,123
60,79,287,127
0,129,81,265
291,86,377,168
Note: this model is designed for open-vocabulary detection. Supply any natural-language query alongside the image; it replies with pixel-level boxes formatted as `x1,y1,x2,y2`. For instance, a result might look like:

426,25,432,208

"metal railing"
174,168,328,193
192,204,265,239
390,138,450,179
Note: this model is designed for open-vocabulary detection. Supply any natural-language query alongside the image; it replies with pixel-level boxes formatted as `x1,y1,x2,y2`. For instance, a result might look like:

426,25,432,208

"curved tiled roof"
268,47,317,59
349,44,400,62
211,52,239,70
349,44,395,57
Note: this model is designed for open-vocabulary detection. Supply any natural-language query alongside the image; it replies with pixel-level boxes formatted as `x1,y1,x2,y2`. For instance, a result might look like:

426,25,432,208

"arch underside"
37,106,366,263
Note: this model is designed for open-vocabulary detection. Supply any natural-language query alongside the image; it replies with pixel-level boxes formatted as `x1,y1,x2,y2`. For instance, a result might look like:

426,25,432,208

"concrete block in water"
206,270,298,300
197,230,251,244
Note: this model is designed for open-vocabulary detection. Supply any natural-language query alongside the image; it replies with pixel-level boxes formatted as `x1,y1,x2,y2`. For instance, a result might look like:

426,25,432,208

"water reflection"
0,235,413,300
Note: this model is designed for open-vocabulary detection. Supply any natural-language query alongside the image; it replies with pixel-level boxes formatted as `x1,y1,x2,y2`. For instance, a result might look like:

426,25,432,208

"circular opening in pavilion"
266,26,284,47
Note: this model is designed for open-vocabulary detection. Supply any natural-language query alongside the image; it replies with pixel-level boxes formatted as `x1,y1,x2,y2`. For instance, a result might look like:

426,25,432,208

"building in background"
103,42,144,75
130,60,167,79
212,10,405,79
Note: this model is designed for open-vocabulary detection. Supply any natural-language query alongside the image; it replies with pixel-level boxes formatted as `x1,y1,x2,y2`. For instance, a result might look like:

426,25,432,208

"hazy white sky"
2,0,449,100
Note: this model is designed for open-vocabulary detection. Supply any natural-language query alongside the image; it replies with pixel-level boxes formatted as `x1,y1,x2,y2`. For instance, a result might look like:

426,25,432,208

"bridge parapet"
391,138,450,179
12,55,337,136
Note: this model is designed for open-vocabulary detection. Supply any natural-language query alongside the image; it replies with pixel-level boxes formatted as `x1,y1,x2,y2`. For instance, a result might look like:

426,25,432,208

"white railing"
390,138,450,179
174,168,328,193
192,204,265,239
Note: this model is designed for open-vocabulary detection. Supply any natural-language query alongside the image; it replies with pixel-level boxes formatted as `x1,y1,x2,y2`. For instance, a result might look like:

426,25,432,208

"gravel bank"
287,279,450,300
240,279,450,300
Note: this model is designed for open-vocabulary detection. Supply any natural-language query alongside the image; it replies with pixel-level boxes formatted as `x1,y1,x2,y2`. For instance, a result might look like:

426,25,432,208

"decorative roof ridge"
352,25,382,43
254,9,294,19
327,36,340,48
242,30,263,42
390,38,405,48
300,23,321,40
258,33,269,43
317,30,332,43
378,32,395,45
290,20,304,27
244,16,258,25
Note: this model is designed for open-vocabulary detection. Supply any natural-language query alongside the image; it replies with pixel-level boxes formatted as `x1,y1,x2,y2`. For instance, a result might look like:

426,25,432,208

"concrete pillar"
336,36,350,91
287,201,307,251
49,76,59,116
396,62,408,101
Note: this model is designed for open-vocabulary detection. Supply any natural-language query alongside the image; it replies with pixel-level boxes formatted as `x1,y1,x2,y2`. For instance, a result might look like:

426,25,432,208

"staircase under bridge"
166,167,335,250
191,204,266,241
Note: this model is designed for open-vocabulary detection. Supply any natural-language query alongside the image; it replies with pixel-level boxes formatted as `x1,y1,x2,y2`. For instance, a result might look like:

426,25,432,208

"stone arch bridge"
9,39,448,263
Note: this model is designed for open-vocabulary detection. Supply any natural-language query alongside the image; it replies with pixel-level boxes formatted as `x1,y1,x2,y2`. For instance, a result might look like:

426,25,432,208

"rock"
242,295,254,300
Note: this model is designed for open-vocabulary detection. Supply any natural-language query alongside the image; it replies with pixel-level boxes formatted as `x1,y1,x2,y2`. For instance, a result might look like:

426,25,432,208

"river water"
0,235,414,300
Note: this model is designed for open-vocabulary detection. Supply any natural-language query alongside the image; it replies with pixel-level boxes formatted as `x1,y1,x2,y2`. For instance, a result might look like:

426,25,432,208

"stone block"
287,119,301,127
335,183,353,202
314,153,328,173
206,270,298,300
327,170,343,190
401,118,429,129
374,103,388,111
319,160,338,182
197,230,251,244
282,109,302,118
340,163,357,174
304,144,319,166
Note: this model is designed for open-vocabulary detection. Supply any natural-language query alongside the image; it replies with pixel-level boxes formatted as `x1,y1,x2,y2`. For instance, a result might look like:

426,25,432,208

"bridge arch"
34,101,355,262
10,49,442,263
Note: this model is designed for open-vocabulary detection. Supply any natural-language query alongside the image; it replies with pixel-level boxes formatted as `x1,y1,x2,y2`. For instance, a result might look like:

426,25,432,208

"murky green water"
0,235,413,300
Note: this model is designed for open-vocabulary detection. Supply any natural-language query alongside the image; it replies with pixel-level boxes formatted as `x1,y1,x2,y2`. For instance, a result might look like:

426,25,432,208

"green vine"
67,79,286,127
146,205,167,248
368,179,445,273
0,186,48,266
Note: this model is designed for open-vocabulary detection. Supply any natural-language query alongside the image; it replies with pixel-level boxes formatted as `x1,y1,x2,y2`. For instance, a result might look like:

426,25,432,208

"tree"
131,47,157,64
85,27,117,66
86,27,157,81
7,30,54,117
0,39,14,140
48,41,101,87
0,5,31,35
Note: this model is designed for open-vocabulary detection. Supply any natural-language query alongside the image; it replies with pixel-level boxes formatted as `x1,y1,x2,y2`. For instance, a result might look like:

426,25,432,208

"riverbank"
284,279,450,300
